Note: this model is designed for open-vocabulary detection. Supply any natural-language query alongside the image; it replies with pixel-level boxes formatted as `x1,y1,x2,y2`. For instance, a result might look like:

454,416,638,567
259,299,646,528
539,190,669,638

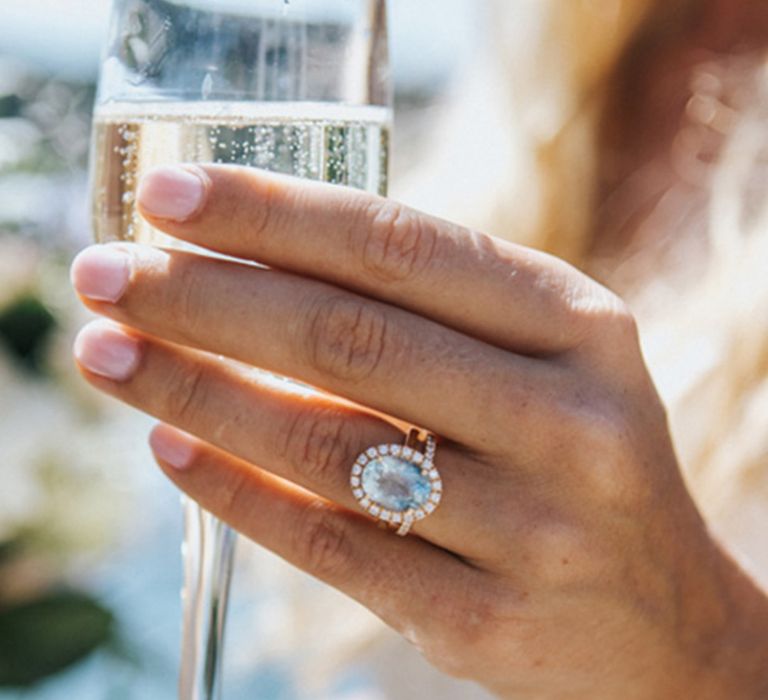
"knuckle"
361,201,438,283
554,380,626,451
421,643,474,679
172,261,207,342
526,264,595,347
220,167,280,244
570,398,628,454
521,521,596,586
306,295,389,383
422,590,519,680
279,407,359,489
621,316,641,348
542,270,636,352
595,296,639,342
556,391,652,505
241,175,280,241
578,291,640,351
163,361,209,425
218,469,251,517
562,401,629,473
442,611,494,660
294,501,354,580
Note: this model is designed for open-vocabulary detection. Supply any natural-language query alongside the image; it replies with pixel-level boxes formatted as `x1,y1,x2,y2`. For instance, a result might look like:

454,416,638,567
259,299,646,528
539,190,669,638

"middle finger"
72,243,555,449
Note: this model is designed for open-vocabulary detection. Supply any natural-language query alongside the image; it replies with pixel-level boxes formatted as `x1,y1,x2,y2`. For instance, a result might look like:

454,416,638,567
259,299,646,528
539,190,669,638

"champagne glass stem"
179,500,237,700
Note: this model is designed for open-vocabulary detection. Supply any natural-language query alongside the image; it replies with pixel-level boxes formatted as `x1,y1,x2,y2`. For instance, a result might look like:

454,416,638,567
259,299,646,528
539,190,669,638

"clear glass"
89,1,391,698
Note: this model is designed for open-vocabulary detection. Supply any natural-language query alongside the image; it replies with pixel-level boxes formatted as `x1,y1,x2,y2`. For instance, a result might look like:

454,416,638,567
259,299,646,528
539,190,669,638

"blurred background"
0,0,487,698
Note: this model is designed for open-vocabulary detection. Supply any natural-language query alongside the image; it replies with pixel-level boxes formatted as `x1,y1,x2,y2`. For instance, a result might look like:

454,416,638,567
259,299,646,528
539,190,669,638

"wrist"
680,536,768,699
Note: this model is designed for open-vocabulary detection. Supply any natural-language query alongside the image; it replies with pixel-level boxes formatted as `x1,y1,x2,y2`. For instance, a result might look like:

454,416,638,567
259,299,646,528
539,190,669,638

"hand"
71,165,768,699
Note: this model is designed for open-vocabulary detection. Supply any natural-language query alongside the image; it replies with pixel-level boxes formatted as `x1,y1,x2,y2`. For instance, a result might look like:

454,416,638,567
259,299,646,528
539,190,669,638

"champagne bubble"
90,102,390,244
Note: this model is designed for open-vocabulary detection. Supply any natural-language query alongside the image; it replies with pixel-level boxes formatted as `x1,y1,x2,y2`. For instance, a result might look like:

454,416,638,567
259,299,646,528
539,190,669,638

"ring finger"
148,422,483,649
74,319,504,557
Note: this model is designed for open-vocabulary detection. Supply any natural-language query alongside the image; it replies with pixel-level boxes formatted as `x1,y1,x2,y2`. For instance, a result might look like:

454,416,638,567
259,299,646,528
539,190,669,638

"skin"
70,164,768,699
70,3,768,695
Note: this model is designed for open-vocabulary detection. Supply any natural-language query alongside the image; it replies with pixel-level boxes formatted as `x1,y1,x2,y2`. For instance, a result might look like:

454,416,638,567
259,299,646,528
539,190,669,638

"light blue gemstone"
361,456,432,512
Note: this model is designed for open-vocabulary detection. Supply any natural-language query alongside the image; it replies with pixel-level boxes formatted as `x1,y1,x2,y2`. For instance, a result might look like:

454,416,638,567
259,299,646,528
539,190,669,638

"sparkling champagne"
90,101,391,243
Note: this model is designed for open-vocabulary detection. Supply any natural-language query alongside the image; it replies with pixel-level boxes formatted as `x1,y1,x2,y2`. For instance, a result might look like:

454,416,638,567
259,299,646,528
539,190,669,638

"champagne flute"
89,1,391,697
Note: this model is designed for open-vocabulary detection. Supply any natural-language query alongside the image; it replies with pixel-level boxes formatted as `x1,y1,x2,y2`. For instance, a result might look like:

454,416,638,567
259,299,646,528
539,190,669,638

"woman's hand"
71,165,768,699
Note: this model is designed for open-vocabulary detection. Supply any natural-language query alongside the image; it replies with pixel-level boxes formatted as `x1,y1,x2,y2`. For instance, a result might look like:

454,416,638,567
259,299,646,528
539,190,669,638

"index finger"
137,164,615,356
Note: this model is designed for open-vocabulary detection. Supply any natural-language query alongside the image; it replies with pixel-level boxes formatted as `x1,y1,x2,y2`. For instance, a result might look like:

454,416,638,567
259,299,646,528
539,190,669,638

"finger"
148,422,479,641
73,319,506,557
136,164,619,356
71,244,556,448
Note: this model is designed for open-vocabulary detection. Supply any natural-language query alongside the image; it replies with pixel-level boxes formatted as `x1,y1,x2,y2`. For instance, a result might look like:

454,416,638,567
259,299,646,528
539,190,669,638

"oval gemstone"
361,456,432,512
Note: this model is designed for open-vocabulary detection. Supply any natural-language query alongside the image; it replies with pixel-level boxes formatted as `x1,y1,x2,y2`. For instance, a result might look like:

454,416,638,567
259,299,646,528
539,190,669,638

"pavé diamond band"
349,428,442,536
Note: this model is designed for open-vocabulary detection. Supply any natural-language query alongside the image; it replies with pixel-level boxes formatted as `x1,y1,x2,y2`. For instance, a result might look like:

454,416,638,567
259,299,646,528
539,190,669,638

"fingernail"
137,165,208,221
149,424,197,470
71,245,131,303
74,321,140,382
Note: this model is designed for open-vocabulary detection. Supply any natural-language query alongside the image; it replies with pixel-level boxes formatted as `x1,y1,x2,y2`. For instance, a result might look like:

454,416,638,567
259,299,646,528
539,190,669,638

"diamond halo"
350,431,441,536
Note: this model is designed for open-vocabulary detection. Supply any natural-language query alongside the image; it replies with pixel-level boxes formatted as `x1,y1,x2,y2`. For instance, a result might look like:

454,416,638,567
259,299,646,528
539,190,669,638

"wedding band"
349,428,442,536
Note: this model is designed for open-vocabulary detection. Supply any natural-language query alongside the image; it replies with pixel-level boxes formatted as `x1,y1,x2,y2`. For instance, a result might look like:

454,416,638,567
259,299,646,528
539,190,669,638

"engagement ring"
350,428,442,536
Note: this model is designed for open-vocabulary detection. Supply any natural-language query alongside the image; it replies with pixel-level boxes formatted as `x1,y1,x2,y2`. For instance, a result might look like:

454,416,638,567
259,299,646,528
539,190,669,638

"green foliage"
0,590,115,687
0,294,57,374
0,94,21,118
0,540,21,566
